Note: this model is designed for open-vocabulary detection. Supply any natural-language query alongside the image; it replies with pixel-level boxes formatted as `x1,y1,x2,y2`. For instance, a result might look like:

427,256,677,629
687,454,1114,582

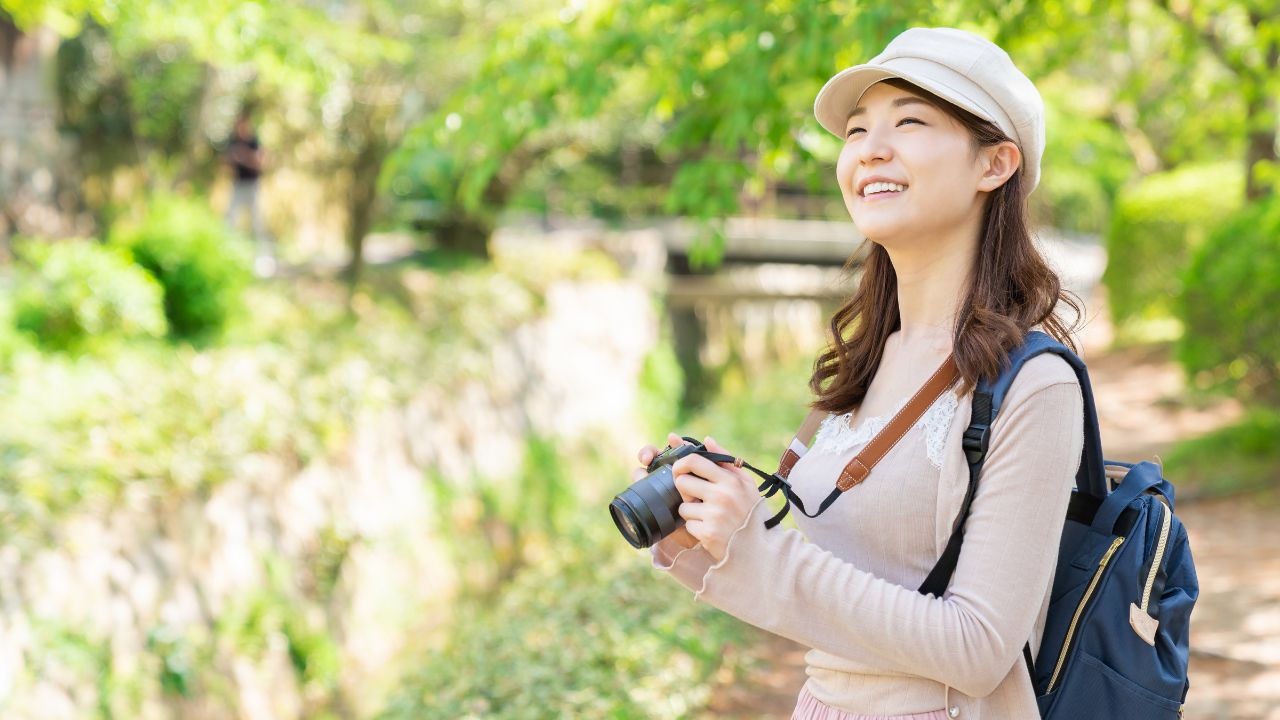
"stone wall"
0,277,658,719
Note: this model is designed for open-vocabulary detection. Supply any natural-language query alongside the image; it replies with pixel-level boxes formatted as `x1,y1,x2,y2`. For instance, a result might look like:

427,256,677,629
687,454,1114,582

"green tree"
402,0,1277,263
396,0,944,262
3,0,424,284
1147,0,1279,201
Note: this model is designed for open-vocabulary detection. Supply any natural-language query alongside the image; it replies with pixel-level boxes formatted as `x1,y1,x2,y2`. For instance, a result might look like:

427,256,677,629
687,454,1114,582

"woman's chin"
849,217,906,241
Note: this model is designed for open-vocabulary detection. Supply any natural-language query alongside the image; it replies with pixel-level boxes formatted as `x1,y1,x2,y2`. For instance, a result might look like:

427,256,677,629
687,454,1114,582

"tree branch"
1151,0,1255,78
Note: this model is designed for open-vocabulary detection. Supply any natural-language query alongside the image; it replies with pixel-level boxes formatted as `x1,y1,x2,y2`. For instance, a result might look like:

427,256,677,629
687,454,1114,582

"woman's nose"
857,125,894,165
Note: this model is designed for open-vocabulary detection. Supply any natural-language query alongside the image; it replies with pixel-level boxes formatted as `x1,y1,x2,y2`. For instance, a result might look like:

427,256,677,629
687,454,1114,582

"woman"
637,27,1085,719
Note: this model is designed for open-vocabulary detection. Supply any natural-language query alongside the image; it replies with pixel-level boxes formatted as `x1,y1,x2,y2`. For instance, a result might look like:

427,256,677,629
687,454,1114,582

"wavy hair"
809,77,1082,412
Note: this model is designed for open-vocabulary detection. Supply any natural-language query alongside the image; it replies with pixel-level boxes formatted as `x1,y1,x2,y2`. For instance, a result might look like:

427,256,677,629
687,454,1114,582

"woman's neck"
884,227,978,339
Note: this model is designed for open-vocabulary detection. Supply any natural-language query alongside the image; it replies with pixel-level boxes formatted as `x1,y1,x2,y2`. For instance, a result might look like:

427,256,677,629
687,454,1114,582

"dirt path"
698,306,1278,719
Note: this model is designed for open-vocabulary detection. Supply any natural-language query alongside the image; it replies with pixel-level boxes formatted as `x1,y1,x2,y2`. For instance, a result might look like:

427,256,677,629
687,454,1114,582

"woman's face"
835,81,990,247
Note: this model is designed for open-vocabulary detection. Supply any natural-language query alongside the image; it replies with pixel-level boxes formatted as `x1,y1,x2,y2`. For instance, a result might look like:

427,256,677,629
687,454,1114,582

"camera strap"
763,354,961,527
676,441,845,529
679,354,960,529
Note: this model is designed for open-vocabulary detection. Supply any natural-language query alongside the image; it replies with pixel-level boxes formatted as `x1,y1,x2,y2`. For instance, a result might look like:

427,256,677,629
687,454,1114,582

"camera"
609,438,704,548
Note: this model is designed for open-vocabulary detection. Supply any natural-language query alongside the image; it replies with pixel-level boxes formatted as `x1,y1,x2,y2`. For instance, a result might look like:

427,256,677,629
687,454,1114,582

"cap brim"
813,65,900,139
813,62,1000,141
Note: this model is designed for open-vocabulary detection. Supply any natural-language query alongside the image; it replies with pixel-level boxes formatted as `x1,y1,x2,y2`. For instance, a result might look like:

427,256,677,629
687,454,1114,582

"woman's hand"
670,436,761,562
635,434,700,549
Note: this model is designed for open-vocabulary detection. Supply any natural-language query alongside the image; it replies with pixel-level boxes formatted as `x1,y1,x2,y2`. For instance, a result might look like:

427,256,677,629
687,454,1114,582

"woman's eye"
845,117,924,138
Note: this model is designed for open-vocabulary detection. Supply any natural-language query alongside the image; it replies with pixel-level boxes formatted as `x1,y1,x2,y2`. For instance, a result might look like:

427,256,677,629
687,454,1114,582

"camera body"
609,440,704,548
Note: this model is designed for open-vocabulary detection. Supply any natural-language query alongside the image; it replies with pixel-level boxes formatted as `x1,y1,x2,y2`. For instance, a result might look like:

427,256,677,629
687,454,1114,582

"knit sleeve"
650,500,767,592
688,378,1084,698
650,532,714,590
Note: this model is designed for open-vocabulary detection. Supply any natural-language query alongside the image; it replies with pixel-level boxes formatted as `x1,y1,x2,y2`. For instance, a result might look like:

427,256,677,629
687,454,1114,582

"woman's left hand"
671,436,762,562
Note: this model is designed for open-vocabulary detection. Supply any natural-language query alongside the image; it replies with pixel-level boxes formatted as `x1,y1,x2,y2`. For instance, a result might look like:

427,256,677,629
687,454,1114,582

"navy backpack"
918,330,1198,718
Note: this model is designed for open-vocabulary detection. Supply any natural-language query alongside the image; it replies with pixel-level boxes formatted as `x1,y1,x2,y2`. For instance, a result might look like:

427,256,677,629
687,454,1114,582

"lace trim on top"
810,389,959,470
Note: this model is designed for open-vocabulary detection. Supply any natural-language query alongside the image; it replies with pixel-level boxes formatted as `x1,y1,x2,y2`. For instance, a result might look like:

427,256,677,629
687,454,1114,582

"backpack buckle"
962,425,989,464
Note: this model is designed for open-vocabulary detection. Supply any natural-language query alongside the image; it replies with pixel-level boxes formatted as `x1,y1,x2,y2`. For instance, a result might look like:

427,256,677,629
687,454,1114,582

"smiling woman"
644,26,1091,720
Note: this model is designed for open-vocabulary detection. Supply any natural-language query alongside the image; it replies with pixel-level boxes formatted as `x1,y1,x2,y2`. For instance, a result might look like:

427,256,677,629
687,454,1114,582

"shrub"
378,513,752,720
1176,194,1280,404
1102,162,1243,340
0,290,34,365
109,195,253,341
10,238,168,352
1032,99,1134,236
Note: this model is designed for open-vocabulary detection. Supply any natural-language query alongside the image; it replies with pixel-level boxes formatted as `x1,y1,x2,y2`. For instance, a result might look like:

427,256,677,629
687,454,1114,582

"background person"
224,110,272,275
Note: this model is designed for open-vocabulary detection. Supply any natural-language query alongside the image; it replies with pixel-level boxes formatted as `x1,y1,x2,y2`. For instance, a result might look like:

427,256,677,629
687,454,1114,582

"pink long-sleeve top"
651,353,1084,719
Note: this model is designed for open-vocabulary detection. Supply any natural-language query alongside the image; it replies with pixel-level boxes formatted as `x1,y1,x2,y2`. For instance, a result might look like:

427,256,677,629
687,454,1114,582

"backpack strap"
920,331,1107,597
916,330,1107,685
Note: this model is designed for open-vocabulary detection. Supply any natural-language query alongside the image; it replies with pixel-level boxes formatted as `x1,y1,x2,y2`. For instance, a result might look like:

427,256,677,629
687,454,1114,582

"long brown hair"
809,77,1082,412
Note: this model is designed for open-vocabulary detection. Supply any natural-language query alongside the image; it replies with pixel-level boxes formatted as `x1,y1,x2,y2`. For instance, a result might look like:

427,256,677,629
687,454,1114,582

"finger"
702,436,726,454
669,432,691,447
673,453,728,484
701,436,755,489
637,444,659,465
674,472,712,504
677,501,706,522
684,518,706,541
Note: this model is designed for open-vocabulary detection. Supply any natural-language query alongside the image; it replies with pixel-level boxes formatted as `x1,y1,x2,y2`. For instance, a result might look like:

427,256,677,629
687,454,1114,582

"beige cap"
813,27,1046,193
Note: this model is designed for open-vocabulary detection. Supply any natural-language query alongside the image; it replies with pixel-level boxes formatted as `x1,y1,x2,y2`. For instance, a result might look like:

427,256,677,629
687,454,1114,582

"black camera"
609,437,705,548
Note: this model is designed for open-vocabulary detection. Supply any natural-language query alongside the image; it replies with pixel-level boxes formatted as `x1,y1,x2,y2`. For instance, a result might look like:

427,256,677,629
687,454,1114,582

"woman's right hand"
636,433,701,549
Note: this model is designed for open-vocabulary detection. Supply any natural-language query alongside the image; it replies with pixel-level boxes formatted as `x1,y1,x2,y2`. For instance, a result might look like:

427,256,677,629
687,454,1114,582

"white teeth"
862,181,906,196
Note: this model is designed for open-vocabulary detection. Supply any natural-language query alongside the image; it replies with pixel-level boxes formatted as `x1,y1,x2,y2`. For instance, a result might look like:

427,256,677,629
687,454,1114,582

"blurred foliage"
8,0,1276,269
379,507,752,720
1165,407,1280,497
108,195,253,342
679,351,813,463
0,292,34,367
53,19,211,207
1031,77,1136,235
0,242,568,545
425,432,583,597
386,298,816,718
8,237,168,352
634,325,686,442
1176,195,1280,405
1101,162,1243,342
0,242,613,714
394,0,1277,261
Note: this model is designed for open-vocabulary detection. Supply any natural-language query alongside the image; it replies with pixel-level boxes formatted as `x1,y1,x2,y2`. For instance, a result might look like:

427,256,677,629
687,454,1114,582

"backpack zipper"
1045,535,1126,693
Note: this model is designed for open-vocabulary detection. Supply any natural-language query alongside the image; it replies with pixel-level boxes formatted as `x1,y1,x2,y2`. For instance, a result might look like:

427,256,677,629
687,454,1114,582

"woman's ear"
977,140,1021,192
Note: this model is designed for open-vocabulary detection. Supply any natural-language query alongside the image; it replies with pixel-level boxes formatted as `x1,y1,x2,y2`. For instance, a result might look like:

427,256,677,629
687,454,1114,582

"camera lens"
609,465,685,548
610,501,644,547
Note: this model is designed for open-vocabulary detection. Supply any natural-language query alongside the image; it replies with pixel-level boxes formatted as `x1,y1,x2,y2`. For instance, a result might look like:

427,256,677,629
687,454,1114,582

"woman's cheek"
835,145,857,200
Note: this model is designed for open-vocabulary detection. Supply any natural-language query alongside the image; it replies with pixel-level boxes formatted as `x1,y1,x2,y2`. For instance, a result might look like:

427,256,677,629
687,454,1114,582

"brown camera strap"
777,355,960,492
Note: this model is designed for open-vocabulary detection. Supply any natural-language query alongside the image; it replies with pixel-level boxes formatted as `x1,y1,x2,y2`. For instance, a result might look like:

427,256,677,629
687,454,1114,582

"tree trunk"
432,213,492,259
1243,38,1279,202
343,136,389,286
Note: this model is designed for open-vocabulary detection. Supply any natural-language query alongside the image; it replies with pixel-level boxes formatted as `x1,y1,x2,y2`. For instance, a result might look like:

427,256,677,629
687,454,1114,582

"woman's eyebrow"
848,96,934,119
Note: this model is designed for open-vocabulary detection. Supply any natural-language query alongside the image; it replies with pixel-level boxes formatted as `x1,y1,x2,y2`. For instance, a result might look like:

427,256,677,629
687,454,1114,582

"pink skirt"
791,684,950,720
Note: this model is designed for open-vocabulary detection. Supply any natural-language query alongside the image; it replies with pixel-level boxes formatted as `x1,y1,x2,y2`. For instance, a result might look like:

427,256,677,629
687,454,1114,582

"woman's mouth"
860,181,907,201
